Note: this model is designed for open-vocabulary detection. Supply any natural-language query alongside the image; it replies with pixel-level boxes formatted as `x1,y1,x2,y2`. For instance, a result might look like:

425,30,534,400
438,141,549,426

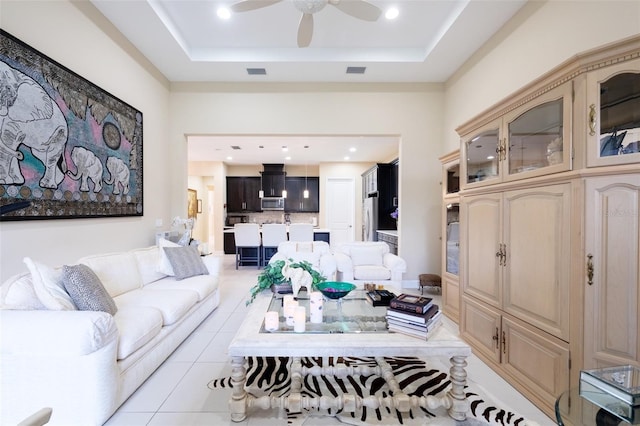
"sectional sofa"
0,242,221,425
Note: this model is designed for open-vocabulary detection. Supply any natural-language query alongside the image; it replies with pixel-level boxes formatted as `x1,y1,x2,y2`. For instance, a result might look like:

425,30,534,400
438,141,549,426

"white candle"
294,306,306,333
284,300,298,327
309,291,323,323
264,311,279,332
283,295,295,307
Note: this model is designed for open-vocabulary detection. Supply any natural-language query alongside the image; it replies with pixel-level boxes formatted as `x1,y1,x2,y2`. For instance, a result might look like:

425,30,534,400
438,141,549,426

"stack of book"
386,294,442,339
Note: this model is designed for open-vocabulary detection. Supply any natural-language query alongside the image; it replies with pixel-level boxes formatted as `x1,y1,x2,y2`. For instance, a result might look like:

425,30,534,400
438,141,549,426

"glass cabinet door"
463,126,500,186
507,98,564,175
445,161,460,194
503,81,572,180
445,203,460,276
587,59,640,167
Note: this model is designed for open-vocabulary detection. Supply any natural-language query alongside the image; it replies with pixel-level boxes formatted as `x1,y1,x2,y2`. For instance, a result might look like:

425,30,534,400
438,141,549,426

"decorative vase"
270,282,293,295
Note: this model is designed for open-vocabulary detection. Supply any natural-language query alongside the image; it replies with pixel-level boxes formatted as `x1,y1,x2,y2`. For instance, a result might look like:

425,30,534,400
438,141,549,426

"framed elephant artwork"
0,30,143,220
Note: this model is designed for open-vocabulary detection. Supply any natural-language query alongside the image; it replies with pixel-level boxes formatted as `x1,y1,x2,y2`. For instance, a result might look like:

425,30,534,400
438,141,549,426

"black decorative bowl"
315,282,356,300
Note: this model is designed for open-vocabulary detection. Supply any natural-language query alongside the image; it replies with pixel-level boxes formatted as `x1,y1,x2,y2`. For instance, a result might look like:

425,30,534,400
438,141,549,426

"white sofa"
268,241,337,281
0,244,221,425
333,241,407,286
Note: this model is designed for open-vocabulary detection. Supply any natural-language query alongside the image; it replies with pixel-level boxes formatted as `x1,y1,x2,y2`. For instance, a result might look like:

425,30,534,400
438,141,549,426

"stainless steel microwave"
261,197,285,210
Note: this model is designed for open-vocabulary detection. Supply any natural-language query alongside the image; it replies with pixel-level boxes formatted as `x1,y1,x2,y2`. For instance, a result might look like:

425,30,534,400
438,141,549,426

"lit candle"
294,306,306,333
264,311,279,332
284,300,298,327
309,291,323,324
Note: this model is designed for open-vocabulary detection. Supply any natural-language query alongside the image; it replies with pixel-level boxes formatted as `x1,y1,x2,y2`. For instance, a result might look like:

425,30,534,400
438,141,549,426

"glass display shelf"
556,388,640,426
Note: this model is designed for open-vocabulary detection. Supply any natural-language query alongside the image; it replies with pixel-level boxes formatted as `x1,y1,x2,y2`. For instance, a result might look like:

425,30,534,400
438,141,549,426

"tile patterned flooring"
104,255,555,426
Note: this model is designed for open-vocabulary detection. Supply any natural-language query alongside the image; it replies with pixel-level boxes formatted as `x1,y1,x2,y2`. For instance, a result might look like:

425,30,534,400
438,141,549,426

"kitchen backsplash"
243,211,318,225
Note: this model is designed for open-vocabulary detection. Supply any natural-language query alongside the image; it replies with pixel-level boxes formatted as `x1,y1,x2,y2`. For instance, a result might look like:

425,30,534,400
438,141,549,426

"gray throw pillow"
163,246,209,280
62,264,118,315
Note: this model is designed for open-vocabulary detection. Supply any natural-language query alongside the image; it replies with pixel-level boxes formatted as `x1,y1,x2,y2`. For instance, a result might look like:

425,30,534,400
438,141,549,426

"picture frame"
188,189,197,219
197,199,202,214
0,30,143,220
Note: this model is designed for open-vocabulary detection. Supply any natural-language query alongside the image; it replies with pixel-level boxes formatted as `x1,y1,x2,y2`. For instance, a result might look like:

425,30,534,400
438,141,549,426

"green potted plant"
247,258,326,305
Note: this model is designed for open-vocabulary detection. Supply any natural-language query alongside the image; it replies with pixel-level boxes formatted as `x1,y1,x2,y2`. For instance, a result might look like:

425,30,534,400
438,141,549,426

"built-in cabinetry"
261,173,285,197
455,35,640,418
439,150,460,322
285,177,319,212
226,177,262,213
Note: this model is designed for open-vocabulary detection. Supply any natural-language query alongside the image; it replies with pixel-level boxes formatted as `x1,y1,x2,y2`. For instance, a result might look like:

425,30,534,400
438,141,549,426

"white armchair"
268,241,336,281
333,242,406,286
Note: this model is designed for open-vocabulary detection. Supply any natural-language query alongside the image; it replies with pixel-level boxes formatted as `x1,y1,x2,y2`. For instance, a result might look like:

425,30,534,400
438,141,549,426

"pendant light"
303,161,309,198
259,171,264,198
281,164,287,198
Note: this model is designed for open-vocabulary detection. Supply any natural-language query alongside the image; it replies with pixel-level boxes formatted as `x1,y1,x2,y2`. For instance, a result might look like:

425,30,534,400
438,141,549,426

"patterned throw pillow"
62,264,118,315
162,246,209,281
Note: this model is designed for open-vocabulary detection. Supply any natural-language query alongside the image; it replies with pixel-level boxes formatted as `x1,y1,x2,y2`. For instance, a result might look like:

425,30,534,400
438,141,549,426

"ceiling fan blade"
230,0,283,13
297,13,314,47
332,0,381,21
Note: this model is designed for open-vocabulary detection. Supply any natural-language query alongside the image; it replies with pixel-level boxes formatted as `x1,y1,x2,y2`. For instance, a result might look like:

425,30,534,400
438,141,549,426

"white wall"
443,0,640,152
169,85,445,282
0,1,172,281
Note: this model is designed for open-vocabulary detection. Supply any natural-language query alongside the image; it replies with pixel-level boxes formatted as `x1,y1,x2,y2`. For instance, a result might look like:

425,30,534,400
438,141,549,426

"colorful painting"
0,30,143,220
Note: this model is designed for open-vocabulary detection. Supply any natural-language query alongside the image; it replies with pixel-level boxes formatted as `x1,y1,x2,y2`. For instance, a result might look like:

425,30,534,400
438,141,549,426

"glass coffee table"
556,388,640,425
228,289,471,422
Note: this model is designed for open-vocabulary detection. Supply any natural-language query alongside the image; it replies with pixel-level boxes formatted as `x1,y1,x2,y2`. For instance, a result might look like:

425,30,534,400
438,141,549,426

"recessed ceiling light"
285,156,291,160
344,156,350,161
226,156,233,160
282,146,288,152
349,147,356,152
487,155,495,160
385,7,399,20
217,7,231,19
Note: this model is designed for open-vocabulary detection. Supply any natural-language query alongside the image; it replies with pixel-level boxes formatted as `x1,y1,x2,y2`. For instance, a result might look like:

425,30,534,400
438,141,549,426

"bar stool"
234,223,261,269
261,223,288,266
288,223,314,242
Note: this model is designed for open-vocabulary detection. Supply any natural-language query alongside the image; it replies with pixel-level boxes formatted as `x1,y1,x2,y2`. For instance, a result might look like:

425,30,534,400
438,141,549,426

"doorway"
326,177,355,245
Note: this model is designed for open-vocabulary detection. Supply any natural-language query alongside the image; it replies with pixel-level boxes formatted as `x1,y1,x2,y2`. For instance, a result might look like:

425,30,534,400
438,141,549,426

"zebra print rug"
208,356,541,425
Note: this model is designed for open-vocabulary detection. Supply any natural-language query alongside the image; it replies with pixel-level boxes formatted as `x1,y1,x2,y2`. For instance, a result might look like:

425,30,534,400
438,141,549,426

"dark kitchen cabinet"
261,173,286,197
226,177,262,212
285,177,319,212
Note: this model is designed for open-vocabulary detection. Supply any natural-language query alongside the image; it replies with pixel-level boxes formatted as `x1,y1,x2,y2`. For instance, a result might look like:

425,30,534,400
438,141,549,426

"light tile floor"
105,255,556,426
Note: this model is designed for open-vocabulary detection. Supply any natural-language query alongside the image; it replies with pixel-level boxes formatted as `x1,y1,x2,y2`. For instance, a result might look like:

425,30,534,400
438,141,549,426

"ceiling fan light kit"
231,0,382,48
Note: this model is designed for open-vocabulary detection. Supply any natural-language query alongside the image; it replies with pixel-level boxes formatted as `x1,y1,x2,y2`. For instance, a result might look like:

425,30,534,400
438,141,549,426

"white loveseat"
0,244,221,425
333,241,407,286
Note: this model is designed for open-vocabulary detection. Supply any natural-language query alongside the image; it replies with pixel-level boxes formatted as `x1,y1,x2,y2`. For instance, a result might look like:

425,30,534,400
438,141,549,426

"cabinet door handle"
496,247,503,263
502,331,506,354
492,327,499,349
587,253,594,285
502,243,507,266
588,104,596,136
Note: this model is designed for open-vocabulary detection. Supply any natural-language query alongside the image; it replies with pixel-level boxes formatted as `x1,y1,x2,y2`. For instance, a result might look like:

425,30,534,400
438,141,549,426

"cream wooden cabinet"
455,36,640,418
462,183,572,340
461,82,573,189
583,174,640,370
586,58,640,168
461,296,570,411
440,151,460,322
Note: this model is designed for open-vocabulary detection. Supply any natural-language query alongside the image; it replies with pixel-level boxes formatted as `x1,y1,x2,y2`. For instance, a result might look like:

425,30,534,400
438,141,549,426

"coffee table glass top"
262,290,389,334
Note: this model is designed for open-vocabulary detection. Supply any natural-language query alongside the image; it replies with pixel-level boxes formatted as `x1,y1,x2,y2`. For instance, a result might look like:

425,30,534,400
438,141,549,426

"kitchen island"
223,227,331,255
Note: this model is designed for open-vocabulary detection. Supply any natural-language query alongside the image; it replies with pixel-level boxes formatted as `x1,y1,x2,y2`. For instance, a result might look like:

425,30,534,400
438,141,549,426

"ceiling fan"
230,0,382,48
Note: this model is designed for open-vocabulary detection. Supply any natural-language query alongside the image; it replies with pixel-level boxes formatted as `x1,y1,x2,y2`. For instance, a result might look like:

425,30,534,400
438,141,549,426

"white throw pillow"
23,257,76,310
0,273,46,310
349,246,384,267
157,238,181,276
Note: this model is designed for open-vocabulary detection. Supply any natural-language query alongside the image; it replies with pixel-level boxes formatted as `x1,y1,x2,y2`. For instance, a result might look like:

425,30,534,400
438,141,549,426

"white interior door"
326,177,355,245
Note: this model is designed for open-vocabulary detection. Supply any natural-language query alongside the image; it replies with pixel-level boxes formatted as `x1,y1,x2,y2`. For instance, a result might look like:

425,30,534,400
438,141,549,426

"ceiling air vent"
231,145,242,150
247,68,266,75
346,66,366,74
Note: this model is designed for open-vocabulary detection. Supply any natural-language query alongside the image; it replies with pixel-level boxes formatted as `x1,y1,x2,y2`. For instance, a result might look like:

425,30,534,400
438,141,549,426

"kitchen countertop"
376,230,398,237
224,227,330,233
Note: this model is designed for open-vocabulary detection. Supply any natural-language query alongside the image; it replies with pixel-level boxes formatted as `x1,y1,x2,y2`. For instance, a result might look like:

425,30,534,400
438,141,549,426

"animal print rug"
208,356,541,425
